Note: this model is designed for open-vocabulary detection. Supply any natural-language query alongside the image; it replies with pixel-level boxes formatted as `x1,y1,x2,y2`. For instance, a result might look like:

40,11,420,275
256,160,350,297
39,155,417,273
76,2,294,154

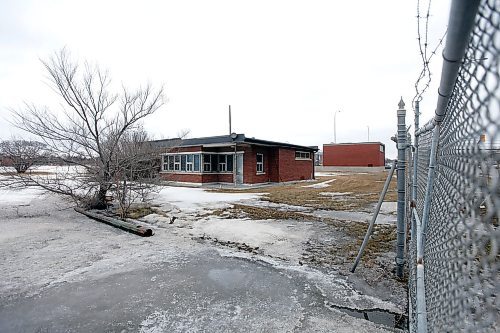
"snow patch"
302,179,336,189
319,192,352,197
191,217,311,261
152,186,264,213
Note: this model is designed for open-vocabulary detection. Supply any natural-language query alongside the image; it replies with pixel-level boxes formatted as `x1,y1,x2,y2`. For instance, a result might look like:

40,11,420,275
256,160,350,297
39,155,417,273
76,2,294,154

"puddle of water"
328,303,408,330
207,268,248,290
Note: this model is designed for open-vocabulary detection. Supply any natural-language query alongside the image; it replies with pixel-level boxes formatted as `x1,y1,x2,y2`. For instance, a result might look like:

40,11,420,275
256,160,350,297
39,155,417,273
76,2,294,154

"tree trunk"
90,186,108,210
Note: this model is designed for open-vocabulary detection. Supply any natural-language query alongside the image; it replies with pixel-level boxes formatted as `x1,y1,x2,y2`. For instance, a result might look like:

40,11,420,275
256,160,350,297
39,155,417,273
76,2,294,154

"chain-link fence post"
396,98,407,278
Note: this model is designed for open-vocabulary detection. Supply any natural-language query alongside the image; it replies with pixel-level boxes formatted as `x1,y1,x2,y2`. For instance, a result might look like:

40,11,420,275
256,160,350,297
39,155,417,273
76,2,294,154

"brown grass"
210,171,397,211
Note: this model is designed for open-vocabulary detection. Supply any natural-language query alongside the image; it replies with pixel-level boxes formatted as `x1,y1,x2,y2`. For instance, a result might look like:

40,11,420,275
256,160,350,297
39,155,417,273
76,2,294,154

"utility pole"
229,105,232,135
334,110,341,143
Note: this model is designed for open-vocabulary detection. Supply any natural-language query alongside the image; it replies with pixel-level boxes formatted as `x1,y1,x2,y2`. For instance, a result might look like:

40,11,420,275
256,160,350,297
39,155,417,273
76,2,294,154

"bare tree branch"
7,49,166,209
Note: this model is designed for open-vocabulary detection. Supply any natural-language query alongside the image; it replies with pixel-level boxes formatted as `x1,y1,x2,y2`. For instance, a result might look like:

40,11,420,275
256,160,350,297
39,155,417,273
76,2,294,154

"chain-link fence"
408,0,499,332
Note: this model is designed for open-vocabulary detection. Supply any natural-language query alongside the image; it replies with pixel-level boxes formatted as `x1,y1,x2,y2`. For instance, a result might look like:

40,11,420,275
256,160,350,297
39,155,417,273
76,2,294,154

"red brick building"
323,142,385,167
153,134,317,185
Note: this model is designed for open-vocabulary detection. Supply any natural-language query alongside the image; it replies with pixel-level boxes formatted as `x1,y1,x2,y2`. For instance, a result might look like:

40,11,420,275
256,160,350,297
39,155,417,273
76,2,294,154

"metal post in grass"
351,160,396,273
396,97,406,278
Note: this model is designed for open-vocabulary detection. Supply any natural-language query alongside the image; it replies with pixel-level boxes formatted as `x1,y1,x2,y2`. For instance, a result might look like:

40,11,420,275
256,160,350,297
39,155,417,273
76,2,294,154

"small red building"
323,142,385,167
153,134,318,185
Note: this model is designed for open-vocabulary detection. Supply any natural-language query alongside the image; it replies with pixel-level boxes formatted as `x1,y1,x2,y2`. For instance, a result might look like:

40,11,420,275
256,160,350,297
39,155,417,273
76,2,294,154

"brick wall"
160,144,315,184
241,145,274,184
160,172,234,183
278,148,314,182
160,173,203,183
323,143,385,167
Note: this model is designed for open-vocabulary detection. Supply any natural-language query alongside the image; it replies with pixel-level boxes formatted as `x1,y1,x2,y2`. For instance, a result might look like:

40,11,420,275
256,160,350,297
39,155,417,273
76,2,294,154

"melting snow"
319,192,352,197
152,186,264,212
302,179,336,189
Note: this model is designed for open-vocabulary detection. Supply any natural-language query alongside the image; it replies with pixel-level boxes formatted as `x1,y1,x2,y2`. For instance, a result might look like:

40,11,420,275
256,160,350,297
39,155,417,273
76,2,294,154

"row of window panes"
295,151,310,159
163,154,233,173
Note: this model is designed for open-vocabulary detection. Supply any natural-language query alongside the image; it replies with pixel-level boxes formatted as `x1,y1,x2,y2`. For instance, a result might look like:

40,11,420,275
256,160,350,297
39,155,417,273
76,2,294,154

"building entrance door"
235,154,243,184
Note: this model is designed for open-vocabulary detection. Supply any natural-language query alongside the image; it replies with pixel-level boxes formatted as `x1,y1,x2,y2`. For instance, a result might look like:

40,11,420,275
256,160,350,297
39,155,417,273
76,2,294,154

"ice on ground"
0,176,403,329
140,213,171,227
302,179,336,189
191,217,312,261
152,186,265,212
315,172,346,177
379,202,397,215
0,187,46,206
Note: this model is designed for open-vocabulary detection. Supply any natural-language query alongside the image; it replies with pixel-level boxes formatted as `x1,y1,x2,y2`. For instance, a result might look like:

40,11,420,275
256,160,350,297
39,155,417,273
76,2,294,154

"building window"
203,154,211,172
163,153,202,172
380,144,384,153
256,153,264,173
174,155,181,171
227,155,233,171
210,154,218,172
163,156,169,171
217,154,233,172
194,154,200,171
186,154,193,171
295,151,310,160
163,153,233,173
168,155,174,170
181,155,187,171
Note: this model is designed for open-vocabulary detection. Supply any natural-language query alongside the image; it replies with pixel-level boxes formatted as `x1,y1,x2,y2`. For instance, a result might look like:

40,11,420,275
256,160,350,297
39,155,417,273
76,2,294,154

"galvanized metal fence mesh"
408,0,499,332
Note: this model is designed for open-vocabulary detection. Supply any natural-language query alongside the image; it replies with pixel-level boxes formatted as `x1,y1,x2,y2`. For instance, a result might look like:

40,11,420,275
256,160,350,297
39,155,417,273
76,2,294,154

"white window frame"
174,155,181,171
161,153,203,173
186,154,194,171
162,155,168,171
295,151,311,160
218,155,227,172
256,153,264,173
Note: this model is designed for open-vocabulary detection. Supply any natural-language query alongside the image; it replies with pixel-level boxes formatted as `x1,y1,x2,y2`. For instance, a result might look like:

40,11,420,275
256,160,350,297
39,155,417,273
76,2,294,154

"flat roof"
152,134,318,152
323,142,384,146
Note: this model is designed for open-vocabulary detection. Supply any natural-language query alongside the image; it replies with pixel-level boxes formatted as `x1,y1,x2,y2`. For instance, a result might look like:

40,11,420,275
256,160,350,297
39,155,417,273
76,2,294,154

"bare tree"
7,49,165,209
0,138,46,173
112,127,161,217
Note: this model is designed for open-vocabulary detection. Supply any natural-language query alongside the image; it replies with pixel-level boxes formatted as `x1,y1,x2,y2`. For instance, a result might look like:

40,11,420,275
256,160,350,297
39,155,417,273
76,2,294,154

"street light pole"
334,110,341,143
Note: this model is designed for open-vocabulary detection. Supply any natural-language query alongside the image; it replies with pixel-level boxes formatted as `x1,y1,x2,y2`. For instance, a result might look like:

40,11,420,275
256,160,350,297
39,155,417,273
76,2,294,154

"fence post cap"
398,97,406,110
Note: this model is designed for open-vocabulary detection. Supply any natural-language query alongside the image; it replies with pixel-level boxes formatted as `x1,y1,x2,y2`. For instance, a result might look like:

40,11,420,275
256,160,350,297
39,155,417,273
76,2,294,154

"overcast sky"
0,0,451,158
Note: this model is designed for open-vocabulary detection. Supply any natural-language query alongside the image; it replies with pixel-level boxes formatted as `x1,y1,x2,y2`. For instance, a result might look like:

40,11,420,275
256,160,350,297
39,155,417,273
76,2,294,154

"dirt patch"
210,204,313,221
124,206,156,219
195,234,262,255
